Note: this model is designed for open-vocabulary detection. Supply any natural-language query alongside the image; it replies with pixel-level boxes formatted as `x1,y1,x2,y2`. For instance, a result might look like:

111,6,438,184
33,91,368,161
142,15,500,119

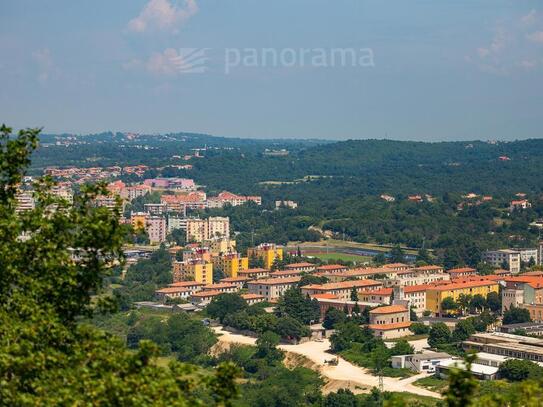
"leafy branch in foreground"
0,125,239,406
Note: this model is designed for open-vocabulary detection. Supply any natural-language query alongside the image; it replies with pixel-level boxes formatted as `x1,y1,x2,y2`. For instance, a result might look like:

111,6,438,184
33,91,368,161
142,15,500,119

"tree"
323,388,359,407
350,287,359,302
255,331,284,363
503,307,532,325
206,293,248,323
297,273,327,288
410,306,418,321
443,353,479,407
409,322,430,335
373,253,386,266
498,359,543,381
457,294,472,316
452,319,475,343
390,339,414,356
371,345,391,374
0,126,238,405
486,291,501,313
276,287,320,324
275,315,309,341
389,245,405,263
428,322,451,348
469,294,486,313
417,247,431,264
323,307,347,329
441,297,459,315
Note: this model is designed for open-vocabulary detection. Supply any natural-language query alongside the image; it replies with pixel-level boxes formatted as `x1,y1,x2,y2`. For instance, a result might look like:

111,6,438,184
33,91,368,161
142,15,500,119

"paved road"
212,327,441,399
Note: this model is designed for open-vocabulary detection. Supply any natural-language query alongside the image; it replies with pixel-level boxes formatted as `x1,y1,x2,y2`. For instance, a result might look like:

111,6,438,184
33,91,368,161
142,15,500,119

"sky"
1,0,542,141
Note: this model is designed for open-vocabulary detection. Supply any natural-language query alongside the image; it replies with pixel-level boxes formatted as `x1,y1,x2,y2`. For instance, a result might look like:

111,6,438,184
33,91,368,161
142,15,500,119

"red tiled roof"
369,305,408,314
169,281,205,287
369,322,412,330
156,287,191,294
241,293,265,300
311,293,339,300
248,276,301,285
316,264,348,271
192,290,222,298
302,279,381,291
285,262,315,268
447,267,476,274
429,280,498,291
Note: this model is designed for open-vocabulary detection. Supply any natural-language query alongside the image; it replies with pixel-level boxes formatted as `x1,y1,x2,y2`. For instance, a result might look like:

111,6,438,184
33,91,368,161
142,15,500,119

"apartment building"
155,287,192,302
238,268,270,280
191,290,222,306
284,262,316,273
211,252,249,278
241,293,266,306
360,285,429,316
144,203,168,215
446,267,477,279
427,280,500,316
206,191,262,208
463,332,543,363
207,237,236,256
15,191,35,212
247,277,301,301
167,215,186,233
146,216,167,244
368,305,411,339
130,212,148,230
315,264,349,274
501,276,543,319
172,260,213,285
247,243,283,269
186,217,230,243
301,279,383,301
483,249,521,274
269,269,303,279
201,283,239,294
219,277,250,290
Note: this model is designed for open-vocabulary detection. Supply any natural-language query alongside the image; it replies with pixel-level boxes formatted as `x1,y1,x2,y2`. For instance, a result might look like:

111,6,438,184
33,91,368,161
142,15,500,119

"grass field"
413,376,448,393
308,252,372,263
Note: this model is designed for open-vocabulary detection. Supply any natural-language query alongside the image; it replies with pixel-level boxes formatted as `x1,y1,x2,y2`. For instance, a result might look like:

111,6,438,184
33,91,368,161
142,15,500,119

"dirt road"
212,327,440,399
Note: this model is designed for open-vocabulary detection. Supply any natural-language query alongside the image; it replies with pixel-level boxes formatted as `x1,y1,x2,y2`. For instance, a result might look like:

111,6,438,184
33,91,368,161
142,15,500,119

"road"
212,327,440,399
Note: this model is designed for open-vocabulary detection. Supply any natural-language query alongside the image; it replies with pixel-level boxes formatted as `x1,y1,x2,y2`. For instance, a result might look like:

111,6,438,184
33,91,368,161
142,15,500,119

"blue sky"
1,0,542,141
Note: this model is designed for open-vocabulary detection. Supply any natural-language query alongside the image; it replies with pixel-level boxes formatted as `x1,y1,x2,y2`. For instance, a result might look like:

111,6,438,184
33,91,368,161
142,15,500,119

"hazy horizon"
2,0,543,141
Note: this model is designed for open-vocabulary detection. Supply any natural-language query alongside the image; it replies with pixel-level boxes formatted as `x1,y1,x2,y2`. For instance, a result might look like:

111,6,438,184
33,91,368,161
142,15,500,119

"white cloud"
128,0,198,33
146,48,180,75
527,31,543,43
518,59,537,69
471,10,543,74
521,9,538,26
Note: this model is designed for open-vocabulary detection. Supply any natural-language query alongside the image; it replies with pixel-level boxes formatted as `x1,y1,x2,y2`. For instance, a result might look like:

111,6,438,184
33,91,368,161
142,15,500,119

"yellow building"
172,260,213,285
212,253,249,278
426,280,499,316
130,212,148,231
247,243,283,269
207,237,236,256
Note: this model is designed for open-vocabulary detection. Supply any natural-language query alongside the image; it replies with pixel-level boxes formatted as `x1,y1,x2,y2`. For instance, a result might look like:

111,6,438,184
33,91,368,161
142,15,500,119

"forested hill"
30,132,543,197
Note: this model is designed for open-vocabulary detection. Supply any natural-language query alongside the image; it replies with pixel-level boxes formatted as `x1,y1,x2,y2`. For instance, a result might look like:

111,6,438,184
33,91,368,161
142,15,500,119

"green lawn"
413,375,448,393
363,392,438,406
309,252,372,263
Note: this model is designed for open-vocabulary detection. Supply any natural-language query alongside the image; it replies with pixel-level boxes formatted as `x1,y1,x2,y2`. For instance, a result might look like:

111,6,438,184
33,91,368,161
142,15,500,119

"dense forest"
31,132,543,265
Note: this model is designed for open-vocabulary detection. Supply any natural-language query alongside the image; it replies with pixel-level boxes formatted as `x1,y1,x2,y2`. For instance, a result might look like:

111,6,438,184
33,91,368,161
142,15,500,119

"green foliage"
409,322,430,335
323,307,348,329
451,319,476,342
255,331,284,363
503,306,531,325
323,389,360,407
388,245,405,263
443,353,479,407
428,323,451,348
390,339,414,356
276,287,320,324
350,287,359,302
497,359,543,382
485,291,501,313
207,293,248,323
0,126,238,406
441,297,459,314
